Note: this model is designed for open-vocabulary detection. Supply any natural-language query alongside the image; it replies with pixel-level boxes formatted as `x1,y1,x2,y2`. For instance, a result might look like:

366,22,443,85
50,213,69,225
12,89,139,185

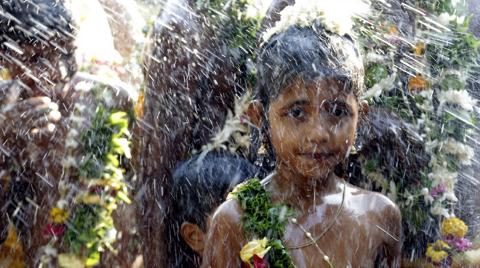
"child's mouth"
300,152,334,161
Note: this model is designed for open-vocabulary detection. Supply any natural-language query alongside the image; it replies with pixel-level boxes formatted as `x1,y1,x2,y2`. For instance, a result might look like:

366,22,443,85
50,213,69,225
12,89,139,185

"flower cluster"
240,238,271,268
426,217,472,265
262,0,370,42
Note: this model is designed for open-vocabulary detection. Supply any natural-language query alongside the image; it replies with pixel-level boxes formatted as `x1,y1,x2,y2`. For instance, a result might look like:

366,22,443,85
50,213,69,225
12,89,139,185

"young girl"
165,152,261,267
202,23,402,267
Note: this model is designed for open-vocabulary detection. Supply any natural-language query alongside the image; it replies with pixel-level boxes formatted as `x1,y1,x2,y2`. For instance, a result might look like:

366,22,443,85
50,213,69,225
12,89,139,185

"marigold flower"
414,42,425,56
134,91,145,118
441,217,468,238
50,207,69,224
389,26,398,35
1,68,11,80
408,74,428,91
426,240,450,263
81,194,102,205
240,237,271,265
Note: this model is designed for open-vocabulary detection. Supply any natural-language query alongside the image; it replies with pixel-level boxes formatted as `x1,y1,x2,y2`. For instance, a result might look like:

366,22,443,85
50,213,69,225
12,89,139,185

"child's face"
268,77,359,179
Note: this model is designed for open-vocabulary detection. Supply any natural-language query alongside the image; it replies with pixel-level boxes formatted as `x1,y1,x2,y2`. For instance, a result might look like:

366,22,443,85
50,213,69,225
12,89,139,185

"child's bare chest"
282,207,383,268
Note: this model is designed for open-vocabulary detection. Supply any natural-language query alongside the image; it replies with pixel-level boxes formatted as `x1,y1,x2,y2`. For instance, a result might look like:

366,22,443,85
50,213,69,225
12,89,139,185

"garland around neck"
228,174,344,268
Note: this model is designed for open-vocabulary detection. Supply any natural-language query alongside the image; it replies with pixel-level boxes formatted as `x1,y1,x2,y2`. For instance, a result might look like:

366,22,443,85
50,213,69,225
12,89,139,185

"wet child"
202,24,402,267
165,153,261,267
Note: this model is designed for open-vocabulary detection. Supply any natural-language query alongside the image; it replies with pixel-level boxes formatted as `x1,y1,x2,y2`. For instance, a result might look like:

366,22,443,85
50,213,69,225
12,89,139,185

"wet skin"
202,79,402,267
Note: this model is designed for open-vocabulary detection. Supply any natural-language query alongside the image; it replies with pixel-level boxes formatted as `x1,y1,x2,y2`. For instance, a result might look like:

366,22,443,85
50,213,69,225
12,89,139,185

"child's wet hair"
165,152,261,267
255,23,364,108
0,0,77,78
0,0,75,46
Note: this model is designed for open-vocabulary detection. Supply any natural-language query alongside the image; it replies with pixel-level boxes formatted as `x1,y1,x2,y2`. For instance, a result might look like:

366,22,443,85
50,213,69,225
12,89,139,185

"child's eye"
325,101,350,117
287,106,305,119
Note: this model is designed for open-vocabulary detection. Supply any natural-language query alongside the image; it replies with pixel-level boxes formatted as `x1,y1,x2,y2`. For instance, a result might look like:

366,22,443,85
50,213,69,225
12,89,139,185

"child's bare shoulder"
346,183,401,219
211,198,243,227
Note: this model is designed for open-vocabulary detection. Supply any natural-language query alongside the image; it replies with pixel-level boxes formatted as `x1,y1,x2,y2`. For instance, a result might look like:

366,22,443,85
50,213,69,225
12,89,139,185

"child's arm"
202,200,245,268
381,203,402,267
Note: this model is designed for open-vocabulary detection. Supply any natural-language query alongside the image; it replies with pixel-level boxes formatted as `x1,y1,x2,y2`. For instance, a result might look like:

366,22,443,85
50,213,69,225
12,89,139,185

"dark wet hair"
251,23,365,170
165,152,261,267
256,23,364,108
0,0,76,78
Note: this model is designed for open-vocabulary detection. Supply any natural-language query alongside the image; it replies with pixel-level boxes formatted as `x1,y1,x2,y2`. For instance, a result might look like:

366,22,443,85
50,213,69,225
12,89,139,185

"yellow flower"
58,253,85,268
240,237,271,264
50,207,69,224
80,194,102,205
408,74,428,91
414,42,426,56
0,68,11,80
426,240,451,263
441,217,468,238
226,181,247,200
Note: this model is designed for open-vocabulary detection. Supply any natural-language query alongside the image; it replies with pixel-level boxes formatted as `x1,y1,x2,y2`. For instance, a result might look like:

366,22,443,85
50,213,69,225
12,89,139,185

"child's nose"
306,121,329,145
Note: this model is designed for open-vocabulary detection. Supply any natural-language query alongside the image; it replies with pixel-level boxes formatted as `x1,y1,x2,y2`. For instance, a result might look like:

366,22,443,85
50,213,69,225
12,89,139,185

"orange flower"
134,91,145,118
408,74,428,91
389,26,398,35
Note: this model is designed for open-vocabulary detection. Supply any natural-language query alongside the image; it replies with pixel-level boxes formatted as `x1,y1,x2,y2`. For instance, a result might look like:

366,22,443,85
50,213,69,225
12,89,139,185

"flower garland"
40,83,132,267
355,0,479,262
228,178,295,268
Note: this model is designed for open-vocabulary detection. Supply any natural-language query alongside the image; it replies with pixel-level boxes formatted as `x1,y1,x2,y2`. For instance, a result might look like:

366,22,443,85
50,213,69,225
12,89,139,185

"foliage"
229,178,295,268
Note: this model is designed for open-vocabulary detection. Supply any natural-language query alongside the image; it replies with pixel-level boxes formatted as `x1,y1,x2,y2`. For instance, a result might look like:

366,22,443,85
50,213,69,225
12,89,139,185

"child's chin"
295,164,333,180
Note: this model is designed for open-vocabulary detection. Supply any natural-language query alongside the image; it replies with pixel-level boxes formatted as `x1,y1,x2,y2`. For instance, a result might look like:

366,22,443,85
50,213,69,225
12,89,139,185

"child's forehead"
280,77,353,100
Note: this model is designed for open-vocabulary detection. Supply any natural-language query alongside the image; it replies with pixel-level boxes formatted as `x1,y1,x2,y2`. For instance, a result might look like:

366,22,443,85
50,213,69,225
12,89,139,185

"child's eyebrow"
283,99,309,109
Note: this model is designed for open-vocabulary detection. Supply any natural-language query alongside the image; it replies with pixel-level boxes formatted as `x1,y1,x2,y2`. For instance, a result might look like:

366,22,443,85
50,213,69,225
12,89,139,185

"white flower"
262,0,370,42
440,138,475,165
244,0,273,19
444,191,458,202
421,187,429,196
387,180,397,203
430,202,451,217
74,81,94,92
66,129,79,139
364,52,387,64
70,115,85,124
428,165,458,188
438,12,454,26
65,138,79,149
362,72,397,99
61,156,78,168
437,89,477,111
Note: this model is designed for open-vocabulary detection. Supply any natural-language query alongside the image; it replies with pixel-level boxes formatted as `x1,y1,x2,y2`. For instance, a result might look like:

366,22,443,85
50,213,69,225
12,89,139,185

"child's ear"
180,222,206,255
359,100,369,120
246,100,264,128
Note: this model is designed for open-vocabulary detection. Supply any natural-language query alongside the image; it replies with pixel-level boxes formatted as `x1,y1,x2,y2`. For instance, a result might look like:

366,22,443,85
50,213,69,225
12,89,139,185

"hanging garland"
40,83,132,267
355,0,479,264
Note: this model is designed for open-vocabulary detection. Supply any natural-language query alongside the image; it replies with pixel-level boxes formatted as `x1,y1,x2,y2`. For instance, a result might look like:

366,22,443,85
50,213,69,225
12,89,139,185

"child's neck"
269,163,340,211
